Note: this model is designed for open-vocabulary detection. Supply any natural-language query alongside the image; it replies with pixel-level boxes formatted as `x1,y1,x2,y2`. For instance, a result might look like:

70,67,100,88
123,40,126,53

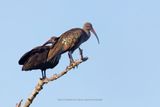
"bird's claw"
69,60,78,69
40,77,46,80
73,64,79,69
81,57,88,61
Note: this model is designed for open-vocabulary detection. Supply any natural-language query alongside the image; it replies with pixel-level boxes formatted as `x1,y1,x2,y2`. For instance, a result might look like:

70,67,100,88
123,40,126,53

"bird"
47,22,100,64
18,36,61,79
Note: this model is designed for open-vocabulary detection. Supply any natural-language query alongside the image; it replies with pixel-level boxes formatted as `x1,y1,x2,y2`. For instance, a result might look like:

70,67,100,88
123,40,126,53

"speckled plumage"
47,22,99,64
47,28,90,61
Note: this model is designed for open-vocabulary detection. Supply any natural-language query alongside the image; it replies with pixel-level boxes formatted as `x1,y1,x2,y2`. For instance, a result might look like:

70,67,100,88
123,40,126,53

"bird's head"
43,36,58,46
83,22,100,44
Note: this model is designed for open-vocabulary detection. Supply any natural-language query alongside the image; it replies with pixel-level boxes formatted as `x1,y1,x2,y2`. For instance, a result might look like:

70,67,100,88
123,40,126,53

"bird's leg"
79,47,83,60
68,51,74,65
41,70,44,79
44,70,46,78
68,51,79,68
79,48,88,61
40,70,46,79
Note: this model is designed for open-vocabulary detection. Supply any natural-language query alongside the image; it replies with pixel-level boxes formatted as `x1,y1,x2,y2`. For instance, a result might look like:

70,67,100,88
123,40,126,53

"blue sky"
0,0,160,107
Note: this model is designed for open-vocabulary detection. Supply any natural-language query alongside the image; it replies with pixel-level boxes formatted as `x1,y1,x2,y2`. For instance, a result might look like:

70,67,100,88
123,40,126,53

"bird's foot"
40,76,47,80
81,57,88,61
67,56,88,70
69,60,79,69
40,77,45,80
43,78,49,83
79,48,84,61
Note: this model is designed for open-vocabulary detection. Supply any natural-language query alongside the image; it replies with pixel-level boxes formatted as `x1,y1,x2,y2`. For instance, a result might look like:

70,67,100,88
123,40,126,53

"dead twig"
16,99,23,107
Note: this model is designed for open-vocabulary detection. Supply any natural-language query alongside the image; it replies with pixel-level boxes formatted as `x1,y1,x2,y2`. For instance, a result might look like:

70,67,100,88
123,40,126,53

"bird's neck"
83,29,91,37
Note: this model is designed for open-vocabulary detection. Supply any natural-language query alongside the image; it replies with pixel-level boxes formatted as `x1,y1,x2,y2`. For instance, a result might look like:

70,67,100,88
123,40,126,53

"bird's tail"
22,62,32,71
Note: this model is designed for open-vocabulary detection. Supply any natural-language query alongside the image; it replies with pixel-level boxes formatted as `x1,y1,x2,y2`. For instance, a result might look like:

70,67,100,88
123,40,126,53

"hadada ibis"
18,36,61,78
47,22,100,64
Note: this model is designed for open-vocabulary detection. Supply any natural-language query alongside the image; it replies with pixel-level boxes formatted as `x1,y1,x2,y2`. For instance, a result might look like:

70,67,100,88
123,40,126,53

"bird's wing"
18,46,49,65
47,28,83,61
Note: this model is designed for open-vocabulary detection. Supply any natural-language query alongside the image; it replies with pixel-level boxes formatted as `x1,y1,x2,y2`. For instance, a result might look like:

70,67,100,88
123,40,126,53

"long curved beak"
91,28,100,44
43,39,53,46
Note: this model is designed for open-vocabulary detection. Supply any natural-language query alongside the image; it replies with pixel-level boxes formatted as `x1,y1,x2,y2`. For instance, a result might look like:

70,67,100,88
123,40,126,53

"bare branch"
16,99,23,107
17,58,88,107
